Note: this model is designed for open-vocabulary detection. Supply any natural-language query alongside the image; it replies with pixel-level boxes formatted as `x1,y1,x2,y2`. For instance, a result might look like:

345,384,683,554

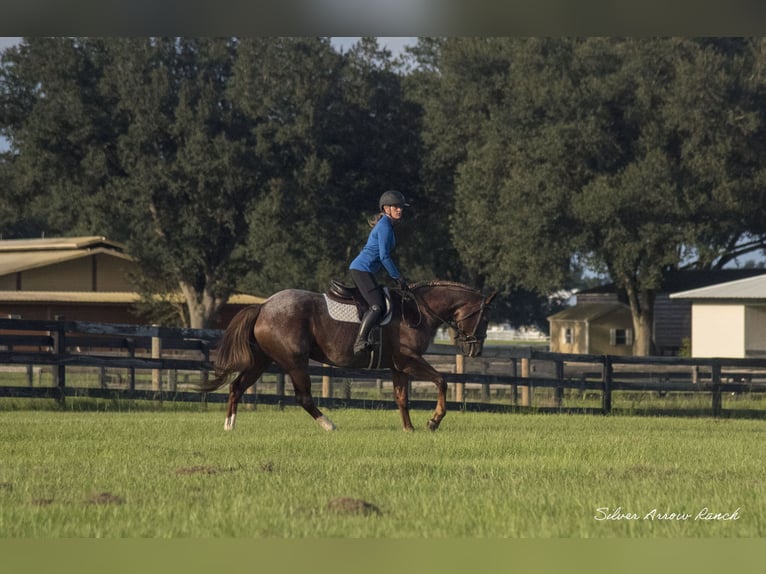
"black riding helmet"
379,190,410,211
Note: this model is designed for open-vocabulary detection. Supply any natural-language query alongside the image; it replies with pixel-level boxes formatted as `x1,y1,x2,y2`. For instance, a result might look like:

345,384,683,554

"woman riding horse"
348,190,410,355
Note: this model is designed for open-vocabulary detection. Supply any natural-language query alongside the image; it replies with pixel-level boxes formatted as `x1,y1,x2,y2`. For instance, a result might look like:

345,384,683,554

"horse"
199,280,496,432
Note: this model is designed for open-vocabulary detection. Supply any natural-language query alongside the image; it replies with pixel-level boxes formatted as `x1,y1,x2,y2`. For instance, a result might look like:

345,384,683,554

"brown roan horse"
199,280,496,432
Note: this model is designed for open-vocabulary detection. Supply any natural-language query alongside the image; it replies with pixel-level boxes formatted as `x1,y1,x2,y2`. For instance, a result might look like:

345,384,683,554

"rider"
349,190,410,355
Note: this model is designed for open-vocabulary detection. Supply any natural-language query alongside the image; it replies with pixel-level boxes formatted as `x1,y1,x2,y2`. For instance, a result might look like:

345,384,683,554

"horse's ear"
484,291,498,305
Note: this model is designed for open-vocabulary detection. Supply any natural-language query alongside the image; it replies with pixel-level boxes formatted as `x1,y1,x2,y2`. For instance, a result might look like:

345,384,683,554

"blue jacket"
349,215,401,279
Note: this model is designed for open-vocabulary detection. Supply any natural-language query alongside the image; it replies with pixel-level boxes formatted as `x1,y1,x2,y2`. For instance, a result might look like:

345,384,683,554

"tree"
232,37,426,295
1,37,429,327
422,37,766,354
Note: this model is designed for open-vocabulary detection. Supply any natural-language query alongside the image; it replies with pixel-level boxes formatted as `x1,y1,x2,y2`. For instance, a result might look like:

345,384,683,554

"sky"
0,37,19,51
331,36,415,55
0,36,415,55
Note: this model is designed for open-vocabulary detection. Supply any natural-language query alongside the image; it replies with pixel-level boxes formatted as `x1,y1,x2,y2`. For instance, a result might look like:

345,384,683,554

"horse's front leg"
427,372,448,431
392,370,414,432
400,359,448,431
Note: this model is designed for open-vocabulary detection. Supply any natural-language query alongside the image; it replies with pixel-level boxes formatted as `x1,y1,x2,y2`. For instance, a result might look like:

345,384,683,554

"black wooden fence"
2,317,766,417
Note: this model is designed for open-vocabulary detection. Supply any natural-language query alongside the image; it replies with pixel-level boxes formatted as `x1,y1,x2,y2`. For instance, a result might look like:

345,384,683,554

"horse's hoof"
316,415,337,431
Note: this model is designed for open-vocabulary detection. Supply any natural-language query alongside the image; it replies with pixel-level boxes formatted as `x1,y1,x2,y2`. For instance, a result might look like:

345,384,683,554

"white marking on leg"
316,415,336,431
224,413,236,431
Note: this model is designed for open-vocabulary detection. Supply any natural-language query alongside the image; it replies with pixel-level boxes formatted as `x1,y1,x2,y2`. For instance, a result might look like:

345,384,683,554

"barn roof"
548,302,630,322
0,236,132,277
0,236,126,252
578,269,766,296
669,273,766,300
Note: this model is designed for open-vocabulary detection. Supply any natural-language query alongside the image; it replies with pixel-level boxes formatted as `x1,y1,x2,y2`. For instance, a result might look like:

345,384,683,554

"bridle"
401,287,491,355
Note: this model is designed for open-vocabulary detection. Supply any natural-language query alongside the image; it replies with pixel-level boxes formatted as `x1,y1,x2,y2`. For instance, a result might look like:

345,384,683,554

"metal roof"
0,236,126,252
548,302,630,322
0,236,132,277
0,247,134,277
669,273,766,300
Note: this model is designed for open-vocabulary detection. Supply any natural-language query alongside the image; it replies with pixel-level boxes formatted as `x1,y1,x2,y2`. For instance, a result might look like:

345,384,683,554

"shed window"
563,327,573,345
610,328,633,346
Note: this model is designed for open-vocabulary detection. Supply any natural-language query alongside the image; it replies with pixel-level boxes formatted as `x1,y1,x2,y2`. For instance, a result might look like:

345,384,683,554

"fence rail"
2,317,766,417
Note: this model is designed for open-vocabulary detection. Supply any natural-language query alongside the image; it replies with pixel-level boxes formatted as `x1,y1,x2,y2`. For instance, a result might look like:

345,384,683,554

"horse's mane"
408,280,480,293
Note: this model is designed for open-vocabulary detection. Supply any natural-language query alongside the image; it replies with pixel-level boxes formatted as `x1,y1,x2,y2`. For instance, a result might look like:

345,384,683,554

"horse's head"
452,290,497,358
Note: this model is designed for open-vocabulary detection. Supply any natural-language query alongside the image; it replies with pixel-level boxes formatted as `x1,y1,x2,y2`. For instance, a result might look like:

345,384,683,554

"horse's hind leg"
392,370,414,432
287,368,336,431
225,356,272,431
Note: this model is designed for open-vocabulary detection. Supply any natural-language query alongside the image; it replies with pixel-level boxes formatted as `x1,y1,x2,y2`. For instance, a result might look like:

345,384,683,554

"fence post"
554,359,564,408
125,338,136,391
455,353,465,403
151,325,162,392
510,358,518,405
520,358,531,407
276,372,286,409
480,359,490,402
711,361,722,417
602,355,612,415
322,364,332,398
51,316,66,406
199,341,210,389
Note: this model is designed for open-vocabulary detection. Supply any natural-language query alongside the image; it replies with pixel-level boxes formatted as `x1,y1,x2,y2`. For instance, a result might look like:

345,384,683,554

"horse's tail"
199,304,263,392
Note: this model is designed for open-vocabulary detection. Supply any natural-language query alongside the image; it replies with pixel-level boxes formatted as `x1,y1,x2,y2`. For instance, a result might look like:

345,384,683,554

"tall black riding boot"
353,305,382,355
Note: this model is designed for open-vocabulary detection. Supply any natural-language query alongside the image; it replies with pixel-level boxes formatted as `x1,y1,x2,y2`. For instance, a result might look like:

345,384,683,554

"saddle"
324,279,392,325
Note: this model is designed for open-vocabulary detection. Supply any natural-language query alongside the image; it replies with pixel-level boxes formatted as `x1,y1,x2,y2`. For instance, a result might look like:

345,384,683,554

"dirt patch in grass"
32,498,55,506
326,497,382,516
175,465,219,475
87,492,124,505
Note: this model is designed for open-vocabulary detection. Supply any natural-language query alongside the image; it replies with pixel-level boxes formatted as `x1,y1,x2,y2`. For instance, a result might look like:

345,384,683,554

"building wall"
745,305,766,357
0,274,16,290
691,304,745,358
3,254,136,293
549,309,635,356
549,321,588,354
22,257,94,291
590,319,634,356
0,302,138,323
94,254,135,291
653,294,691,355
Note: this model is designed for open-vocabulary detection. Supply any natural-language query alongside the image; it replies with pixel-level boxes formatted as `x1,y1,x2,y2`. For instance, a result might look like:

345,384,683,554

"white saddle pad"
323,288,392,326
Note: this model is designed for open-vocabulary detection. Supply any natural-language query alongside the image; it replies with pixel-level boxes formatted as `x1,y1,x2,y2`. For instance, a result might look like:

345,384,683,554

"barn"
669,273,766,358
547,302,634,356
0,236,264,327
553,270,766,356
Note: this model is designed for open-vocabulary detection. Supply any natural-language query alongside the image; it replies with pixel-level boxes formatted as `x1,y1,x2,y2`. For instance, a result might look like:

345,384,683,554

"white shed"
669,273,766,358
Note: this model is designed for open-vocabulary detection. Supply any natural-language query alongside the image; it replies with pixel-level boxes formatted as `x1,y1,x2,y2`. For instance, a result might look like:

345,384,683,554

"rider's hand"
396,276,408,290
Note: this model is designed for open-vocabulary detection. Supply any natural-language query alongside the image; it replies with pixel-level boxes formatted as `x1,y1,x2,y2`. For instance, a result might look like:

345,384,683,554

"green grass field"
0,404,764,537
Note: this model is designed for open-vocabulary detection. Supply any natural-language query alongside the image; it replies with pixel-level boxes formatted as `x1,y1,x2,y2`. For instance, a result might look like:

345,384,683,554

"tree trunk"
179,281,225,329
622,277,656,357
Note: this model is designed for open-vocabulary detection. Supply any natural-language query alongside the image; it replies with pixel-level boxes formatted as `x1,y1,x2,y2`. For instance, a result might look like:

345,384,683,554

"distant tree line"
2,37,765,354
